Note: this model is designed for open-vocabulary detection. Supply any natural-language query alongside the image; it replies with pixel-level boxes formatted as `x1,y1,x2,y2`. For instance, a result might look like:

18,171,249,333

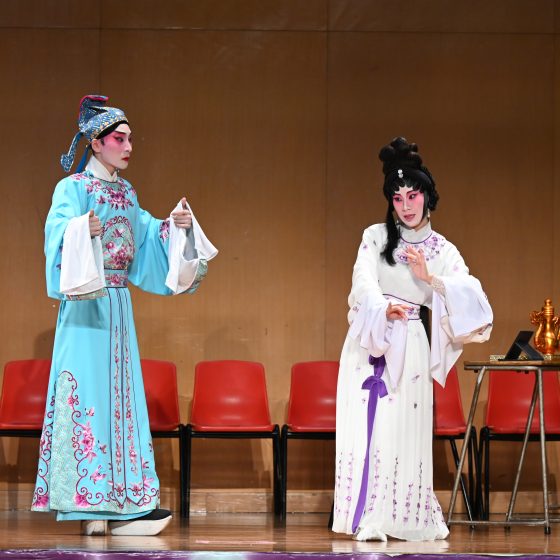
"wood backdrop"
0,0,559,511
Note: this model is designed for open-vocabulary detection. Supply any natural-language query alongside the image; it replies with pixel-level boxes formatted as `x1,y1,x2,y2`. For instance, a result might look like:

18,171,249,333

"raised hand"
403,246,432,284
386,302,410,320
89,209,102,237
171,197,192,229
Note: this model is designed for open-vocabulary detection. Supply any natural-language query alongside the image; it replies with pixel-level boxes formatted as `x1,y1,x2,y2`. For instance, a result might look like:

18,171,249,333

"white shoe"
353,525,388,542
81,519,108,536
109,509,172,536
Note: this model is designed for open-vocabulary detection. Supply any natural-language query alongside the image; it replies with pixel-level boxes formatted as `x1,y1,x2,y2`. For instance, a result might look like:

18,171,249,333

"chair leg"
467,431,474,516
450,439,473,521
179,425,186,518
468,426,478,518
280,426,288,521
184,425,193,519
272,426,281,517
481,427,490,520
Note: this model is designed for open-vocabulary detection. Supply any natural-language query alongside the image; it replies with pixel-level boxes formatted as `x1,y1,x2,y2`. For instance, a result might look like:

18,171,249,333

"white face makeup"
91,123,132,175
392,186,427,230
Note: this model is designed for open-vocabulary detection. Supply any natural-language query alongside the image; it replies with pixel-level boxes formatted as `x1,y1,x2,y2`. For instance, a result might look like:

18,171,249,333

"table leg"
537,369,550,534
506,372,539,523
447,366,486,526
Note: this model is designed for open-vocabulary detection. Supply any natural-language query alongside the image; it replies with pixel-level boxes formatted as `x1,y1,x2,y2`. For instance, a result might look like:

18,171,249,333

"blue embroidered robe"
32,170,175,520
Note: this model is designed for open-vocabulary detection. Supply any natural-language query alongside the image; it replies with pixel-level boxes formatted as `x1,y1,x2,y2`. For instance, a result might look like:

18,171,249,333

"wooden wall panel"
0,1,100,28
100,0,327,30
329,0,554,33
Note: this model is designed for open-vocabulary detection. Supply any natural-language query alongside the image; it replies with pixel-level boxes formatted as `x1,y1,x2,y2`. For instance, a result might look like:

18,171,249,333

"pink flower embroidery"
159,219,170,242
32,493,49,508
130,482,143,496
74,493,90,508
143,474,154,490
90,466,106,484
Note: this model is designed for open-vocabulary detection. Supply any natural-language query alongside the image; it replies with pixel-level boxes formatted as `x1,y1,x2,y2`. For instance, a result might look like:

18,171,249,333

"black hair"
96,121,128,141
378,137,439,265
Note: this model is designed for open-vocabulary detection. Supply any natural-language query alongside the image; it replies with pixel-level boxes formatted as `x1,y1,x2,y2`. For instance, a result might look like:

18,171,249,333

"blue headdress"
60,95,128,173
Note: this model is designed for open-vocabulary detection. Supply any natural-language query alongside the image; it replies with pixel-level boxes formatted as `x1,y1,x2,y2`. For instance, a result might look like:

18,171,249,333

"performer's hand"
404,246,432,284
386,302,410,321
89,210,102,237
171,197,192,229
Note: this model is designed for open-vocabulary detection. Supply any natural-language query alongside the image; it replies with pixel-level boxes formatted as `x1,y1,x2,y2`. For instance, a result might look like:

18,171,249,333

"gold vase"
530,298,559,356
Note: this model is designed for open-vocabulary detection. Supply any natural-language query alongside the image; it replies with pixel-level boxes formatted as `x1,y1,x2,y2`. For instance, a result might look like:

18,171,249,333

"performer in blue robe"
31,95,217,536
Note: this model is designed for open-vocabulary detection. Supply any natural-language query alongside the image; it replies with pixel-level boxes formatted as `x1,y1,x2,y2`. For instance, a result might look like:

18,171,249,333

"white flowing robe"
333,222,492,542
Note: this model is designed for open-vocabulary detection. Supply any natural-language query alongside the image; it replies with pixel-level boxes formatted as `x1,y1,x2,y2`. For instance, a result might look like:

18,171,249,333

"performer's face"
92,123,133,174
392,186,426,230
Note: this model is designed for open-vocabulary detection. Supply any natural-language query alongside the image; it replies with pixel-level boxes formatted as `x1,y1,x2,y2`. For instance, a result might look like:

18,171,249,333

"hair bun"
378,136,423,175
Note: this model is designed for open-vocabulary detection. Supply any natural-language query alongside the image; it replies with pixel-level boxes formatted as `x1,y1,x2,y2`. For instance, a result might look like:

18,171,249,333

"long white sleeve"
59,213,105,295
346,226,409,389
430,249,493,386
165,201,218,294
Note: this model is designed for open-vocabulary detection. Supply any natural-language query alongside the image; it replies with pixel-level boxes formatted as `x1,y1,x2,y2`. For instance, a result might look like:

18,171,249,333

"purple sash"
351,355,388,532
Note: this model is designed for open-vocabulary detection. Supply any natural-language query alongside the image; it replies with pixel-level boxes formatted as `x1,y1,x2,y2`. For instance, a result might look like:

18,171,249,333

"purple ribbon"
351,354,388,532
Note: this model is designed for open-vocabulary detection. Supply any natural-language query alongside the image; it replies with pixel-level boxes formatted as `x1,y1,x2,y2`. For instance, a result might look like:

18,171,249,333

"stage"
1,511,559,557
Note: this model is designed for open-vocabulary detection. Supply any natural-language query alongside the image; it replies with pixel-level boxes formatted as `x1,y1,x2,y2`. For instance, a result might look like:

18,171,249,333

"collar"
399,220,432,244
85,156,119,183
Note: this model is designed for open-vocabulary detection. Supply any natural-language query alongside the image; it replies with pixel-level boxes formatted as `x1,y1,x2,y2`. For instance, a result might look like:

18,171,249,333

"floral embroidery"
394,231,446,264
403,481,414,524
90,466,106,484
159,219,170,242
143,473,154,490
103,216,134,270
335,450,355,517
74,493,90,508
32,394,55,510
416,460,423,525
85,177,135,210
124,326,139,475
80,421,97,463
424,486,433,527
113,326,123,475
392,456,399,521
367,449,381,513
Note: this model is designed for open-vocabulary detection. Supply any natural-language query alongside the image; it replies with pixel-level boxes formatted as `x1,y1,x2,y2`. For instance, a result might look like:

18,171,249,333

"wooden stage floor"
1,511,560,555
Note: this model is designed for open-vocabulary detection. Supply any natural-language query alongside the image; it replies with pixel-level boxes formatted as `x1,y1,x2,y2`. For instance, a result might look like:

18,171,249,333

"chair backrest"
141,359,180,432
0,359,51,430
486,370,560,433
287,361,339,431
433,365,467,435
191,360,273,430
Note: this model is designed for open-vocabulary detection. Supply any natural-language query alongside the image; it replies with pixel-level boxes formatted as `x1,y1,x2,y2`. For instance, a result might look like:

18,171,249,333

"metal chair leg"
179,425,186,518
184,425,192,519
272,426,282,516
280,425,288,520
482,427,490,520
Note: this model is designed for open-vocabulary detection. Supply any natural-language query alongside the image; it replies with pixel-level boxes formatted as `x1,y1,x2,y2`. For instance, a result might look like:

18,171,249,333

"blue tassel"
60,131,82,173
75,146,90,173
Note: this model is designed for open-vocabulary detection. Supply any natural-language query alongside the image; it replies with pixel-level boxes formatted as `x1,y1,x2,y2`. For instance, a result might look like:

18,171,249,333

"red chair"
0,359,51,436
184,360,281,518
433,365,477,520
140,359,186,517
281,361,338,520
480,370,560,519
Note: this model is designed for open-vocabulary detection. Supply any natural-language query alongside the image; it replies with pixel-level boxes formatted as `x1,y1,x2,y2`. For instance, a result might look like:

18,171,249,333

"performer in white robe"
332,137,492,542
